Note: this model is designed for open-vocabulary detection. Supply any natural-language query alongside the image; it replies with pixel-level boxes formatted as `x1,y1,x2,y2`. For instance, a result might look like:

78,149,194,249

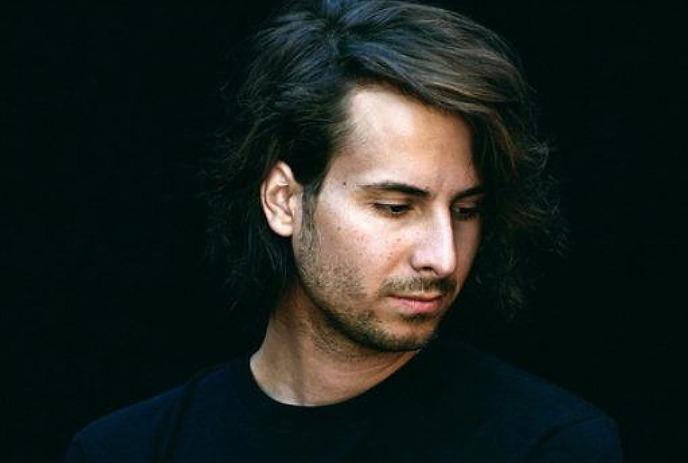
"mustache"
379,277,457,296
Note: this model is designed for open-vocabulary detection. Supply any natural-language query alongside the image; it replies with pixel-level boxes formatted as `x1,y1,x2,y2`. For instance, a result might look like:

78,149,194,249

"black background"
6,1,688,462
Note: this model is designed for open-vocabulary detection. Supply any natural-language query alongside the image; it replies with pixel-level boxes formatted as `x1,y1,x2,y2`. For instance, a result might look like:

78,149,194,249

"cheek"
320,222,390,265
315,202,370,251
315,208,398,276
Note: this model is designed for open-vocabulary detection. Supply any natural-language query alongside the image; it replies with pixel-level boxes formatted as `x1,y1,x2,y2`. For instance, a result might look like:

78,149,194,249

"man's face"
291,86,482,352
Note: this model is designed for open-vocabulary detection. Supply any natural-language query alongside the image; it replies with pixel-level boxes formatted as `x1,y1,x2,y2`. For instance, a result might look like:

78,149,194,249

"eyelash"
373,203,481,221
452,206,480,220
373,203,411,216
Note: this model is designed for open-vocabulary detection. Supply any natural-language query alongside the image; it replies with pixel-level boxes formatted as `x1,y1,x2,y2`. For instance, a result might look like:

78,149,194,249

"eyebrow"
356,182,484,202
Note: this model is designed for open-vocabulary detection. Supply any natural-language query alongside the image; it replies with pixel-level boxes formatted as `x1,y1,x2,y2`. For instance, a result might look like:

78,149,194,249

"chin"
374,333,437,352
316,298,443,353
353,322,440,353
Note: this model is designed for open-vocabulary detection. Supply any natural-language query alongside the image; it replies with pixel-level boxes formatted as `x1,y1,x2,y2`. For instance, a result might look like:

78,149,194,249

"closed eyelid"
372,202,413,217
357,182,483,203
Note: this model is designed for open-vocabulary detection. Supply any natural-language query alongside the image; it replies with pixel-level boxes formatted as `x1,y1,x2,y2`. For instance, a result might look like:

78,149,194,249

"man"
66,0,623,461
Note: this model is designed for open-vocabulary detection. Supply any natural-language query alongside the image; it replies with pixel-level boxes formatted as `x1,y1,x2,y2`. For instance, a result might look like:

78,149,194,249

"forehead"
324,85,478,193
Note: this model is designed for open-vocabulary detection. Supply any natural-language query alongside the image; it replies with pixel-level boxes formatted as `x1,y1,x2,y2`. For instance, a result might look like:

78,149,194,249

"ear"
260,161,302,237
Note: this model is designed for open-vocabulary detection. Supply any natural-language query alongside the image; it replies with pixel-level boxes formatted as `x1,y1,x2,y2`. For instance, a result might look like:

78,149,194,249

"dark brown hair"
206,0,565,322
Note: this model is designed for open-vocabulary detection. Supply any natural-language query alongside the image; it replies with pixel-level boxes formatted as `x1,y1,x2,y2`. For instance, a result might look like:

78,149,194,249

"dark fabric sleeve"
525,416,623,463
62,427,154,463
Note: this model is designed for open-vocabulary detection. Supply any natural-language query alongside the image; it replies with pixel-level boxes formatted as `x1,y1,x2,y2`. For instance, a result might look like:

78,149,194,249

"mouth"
389,294,444,314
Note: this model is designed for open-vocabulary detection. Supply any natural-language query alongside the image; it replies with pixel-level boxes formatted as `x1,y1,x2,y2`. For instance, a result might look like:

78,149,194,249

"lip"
389,294,443,314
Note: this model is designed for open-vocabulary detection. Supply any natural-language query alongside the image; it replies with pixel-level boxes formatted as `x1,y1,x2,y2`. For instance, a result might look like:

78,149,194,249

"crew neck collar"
235,339,443,424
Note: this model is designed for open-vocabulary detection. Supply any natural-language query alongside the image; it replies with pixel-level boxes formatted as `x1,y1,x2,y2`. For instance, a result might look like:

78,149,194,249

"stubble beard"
293,196,449,354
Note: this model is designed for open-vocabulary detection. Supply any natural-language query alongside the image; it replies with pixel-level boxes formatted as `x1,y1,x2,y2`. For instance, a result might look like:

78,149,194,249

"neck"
249,286,417,406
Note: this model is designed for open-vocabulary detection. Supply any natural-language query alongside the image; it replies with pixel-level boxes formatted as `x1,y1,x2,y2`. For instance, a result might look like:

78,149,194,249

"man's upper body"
67,0,623,461
66,338,621,463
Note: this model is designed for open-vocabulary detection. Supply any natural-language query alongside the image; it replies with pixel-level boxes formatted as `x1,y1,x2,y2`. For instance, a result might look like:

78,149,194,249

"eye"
373,203,411,217
451,205,481,221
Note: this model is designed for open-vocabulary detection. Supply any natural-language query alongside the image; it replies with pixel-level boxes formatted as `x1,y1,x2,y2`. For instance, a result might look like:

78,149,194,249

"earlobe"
260,161,301,237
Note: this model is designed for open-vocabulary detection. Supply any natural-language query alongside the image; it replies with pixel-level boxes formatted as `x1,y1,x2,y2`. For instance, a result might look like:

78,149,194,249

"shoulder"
65,360,243,463
66,385,182,463
446,341,602,417
418,339,623,461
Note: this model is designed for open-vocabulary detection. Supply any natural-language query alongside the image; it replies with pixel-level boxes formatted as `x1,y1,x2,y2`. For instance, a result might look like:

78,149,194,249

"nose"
409,211,457,278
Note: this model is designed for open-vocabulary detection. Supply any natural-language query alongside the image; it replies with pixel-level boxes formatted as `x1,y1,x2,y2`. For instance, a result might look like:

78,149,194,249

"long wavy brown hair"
205,0,566,325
